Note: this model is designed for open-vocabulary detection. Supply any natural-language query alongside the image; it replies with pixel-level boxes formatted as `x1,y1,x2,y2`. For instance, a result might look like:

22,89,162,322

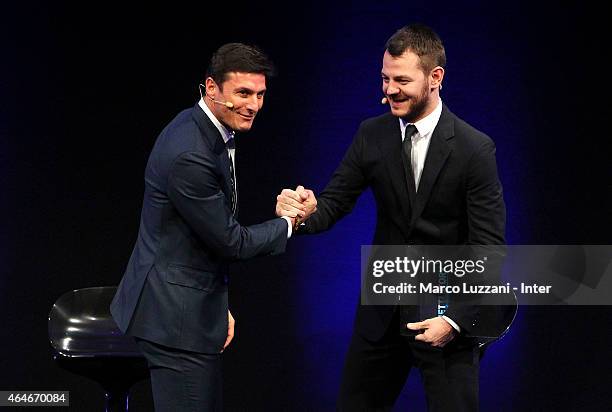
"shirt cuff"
441,315,461,333
280,216,293,238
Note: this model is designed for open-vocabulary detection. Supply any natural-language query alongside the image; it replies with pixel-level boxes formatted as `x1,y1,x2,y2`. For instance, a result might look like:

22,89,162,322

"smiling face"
205,72,267,132
381,49,443,123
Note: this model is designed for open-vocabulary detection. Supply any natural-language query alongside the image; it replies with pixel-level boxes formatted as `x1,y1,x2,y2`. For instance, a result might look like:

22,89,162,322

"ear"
205,77,217,98
430,66,445,90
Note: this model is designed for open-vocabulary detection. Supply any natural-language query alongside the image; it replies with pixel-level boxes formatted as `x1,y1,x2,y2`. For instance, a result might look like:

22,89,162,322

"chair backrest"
475,295,518,348
48,286,142,357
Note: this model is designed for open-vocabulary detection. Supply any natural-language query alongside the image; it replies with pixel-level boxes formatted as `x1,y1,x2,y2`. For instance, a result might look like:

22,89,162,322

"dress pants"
338,311,481,412
135,337,222,412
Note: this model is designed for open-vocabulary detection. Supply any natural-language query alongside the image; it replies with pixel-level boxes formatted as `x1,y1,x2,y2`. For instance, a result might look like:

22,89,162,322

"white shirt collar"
400,98,443,138
198,98,234,144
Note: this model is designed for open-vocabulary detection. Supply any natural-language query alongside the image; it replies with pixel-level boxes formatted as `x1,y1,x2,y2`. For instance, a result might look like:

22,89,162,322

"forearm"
169,151,288,260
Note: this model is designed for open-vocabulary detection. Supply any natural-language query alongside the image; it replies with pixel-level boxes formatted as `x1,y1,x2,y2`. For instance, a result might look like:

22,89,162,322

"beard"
398,83,430,123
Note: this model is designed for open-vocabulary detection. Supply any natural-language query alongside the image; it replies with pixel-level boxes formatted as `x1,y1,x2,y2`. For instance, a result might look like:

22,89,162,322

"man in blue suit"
110,43,304,411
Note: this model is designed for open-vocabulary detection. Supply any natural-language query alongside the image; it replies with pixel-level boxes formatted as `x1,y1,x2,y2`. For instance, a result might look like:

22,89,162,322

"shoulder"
350,113,398,149
162,107,203,147
358,112,397,133
445,108,496,151
146,107,216,174
154,107,214,155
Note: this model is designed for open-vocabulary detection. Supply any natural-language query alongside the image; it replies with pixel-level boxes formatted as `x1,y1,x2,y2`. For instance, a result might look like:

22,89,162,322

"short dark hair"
205,43,276,88
385,24,446,74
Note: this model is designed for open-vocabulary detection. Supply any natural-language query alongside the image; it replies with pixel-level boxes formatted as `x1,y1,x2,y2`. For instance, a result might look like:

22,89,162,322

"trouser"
135,337,222,412
338,313,480,412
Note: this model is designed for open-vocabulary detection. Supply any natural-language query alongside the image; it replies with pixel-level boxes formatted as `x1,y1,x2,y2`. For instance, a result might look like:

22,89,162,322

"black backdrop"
2,2,611,411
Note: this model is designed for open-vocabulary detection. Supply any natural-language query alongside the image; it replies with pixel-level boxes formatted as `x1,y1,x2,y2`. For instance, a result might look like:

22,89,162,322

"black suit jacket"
302,105,506,341
110,104,288,353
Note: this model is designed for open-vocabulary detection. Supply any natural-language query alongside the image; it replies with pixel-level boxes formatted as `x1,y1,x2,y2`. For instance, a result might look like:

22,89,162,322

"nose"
245,95,260,113
386,81,400,96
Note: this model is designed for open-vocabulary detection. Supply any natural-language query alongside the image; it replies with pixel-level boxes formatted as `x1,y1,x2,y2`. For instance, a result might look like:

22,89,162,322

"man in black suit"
110,43,302,411
276,24,506,411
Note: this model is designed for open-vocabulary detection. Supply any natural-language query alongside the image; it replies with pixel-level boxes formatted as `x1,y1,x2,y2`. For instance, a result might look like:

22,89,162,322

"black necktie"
399,124,419,336
226,138,237,214
402,124,418,196
402,124,417,177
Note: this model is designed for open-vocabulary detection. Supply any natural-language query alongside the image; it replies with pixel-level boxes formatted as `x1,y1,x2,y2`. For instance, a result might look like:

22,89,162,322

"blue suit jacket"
110,104,288,353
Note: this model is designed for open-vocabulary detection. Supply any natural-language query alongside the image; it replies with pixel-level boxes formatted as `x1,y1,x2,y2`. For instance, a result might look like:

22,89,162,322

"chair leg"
104,388,129,412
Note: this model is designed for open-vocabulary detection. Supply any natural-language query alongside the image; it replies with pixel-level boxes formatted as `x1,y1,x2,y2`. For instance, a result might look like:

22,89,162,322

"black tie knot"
404,124,417,140
403,124,417,156
226,138,235,150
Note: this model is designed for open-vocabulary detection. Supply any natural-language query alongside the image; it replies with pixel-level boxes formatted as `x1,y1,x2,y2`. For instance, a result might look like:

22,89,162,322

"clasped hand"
275,185,318,226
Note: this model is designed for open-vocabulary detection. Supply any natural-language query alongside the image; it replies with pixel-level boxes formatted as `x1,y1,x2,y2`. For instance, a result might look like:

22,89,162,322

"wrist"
293,217,302,232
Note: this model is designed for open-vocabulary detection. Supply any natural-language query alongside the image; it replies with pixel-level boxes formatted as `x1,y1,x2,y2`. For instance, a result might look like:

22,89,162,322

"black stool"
48,286,148,411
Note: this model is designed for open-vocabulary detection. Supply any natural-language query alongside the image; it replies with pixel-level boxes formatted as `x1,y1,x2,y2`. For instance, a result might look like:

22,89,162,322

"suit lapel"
411,106,454,223
191,104,235,207
218,150,233,205
377,115,413,236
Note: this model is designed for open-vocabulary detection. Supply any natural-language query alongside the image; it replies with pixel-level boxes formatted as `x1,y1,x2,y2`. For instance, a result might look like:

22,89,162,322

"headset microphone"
198,84,235,109
381,97,388,104
211,98,234,110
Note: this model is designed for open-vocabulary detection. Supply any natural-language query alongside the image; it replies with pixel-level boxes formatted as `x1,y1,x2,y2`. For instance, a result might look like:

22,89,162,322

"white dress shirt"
400,98,442,191
199,98,235,163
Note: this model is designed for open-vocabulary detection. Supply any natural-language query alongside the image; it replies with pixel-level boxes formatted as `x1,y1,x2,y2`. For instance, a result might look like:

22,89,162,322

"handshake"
275,185,318,231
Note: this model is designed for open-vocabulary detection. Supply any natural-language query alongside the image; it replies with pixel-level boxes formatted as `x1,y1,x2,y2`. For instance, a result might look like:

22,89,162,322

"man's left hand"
407,317,456,347
276,185,317,222
222,310,236,352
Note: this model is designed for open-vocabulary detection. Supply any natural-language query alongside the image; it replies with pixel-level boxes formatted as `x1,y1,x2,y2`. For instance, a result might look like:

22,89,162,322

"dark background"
1,1,611,411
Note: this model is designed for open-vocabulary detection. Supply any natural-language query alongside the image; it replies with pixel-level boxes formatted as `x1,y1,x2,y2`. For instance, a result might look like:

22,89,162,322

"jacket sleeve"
465,138,506,245
444,138,507,334
167,150,288,260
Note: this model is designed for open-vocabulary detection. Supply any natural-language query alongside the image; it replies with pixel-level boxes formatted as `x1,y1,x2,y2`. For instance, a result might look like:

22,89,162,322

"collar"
399,98,443,138
198,98,234,144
